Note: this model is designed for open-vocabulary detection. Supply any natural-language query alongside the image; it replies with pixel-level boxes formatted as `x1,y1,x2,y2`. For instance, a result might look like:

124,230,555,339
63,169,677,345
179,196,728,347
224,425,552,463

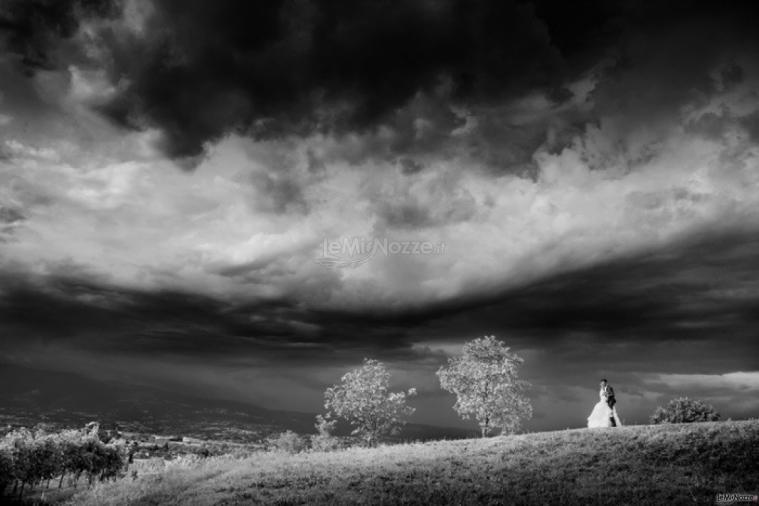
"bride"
587,379,622,428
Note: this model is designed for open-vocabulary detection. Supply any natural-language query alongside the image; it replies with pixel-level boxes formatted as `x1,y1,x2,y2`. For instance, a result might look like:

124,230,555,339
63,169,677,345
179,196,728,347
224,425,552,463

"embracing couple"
587,379,622,428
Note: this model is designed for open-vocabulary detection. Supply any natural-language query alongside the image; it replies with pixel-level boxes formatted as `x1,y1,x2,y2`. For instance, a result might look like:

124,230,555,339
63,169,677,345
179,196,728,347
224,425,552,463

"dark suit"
602,384,617,426
602,385,616,408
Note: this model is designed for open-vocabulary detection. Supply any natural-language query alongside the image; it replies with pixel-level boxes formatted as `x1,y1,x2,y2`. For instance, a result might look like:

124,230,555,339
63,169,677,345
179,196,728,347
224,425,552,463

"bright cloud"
648,372,759,392
1,65,759,311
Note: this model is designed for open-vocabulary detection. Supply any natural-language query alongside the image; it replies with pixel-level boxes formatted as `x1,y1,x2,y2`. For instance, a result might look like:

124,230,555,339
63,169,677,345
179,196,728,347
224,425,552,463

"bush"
310,434,341,452
310,415,341,452
650,397,720,424
266,431,307,454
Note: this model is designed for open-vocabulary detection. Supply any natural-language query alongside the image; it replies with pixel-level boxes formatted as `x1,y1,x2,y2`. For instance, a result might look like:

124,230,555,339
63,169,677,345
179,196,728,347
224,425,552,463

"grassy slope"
71,420,759,506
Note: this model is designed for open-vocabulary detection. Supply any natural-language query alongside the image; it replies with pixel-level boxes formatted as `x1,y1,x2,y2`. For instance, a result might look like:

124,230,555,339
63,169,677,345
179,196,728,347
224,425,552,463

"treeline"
0,425,133,500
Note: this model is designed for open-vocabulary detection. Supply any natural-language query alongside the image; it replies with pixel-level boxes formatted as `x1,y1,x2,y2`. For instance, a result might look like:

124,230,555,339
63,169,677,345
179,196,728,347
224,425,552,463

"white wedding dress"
587,389,622,428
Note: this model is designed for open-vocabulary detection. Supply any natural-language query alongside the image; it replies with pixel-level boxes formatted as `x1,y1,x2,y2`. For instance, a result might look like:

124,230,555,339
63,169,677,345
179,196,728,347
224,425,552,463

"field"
64,420,759,505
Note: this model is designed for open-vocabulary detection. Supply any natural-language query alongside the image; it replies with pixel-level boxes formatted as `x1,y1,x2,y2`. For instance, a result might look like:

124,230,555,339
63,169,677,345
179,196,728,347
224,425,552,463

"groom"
600,379,617,427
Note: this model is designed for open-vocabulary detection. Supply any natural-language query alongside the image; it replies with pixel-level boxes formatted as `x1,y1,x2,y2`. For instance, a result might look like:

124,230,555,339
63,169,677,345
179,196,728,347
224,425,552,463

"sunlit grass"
70,420,759,505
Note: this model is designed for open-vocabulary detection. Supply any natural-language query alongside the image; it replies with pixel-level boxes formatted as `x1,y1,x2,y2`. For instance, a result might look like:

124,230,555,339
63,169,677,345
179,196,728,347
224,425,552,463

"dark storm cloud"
94,0,568,160
0,270,414,363
413,227,759,349
6,0,753,162
0,0,119,71
2,1,757,164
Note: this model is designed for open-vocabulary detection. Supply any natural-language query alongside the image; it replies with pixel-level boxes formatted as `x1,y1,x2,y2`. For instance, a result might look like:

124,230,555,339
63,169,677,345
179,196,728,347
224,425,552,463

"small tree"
324,359,416,446
437,335,532,437
650,397,720,424
32,434,62,491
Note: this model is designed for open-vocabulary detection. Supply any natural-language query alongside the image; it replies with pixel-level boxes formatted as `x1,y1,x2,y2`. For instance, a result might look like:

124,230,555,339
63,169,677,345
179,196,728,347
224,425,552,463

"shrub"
266,431,307,454
310,415,341,452
650,397,720,424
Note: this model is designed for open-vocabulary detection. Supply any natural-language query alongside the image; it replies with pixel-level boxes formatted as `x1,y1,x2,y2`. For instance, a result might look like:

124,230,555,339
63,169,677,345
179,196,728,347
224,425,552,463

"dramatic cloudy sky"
1,0,759,431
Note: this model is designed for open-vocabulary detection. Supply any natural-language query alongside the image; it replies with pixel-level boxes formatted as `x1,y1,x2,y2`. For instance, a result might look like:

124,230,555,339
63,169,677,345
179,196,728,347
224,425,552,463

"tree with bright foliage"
324,359,416,446
650,397,720,424
437,335,532,437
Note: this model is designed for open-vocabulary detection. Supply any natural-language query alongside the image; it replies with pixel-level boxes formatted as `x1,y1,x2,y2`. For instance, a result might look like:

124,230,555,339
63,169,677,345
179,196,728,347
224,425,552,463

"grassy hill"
68,420,759,505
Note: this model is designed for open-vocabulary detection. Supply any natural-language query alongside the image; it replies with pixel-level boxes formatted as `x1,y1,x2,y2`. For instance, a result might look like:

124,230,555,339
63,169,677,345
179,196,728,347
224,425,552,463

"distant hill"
0,362,470,443
69,420,759,505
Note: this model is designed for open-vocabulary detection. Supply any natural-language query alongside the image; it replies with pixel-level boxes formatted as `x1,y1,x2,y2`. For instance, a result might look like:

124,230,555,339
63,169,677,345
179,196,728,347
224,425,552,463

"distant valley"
0,362,470,443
